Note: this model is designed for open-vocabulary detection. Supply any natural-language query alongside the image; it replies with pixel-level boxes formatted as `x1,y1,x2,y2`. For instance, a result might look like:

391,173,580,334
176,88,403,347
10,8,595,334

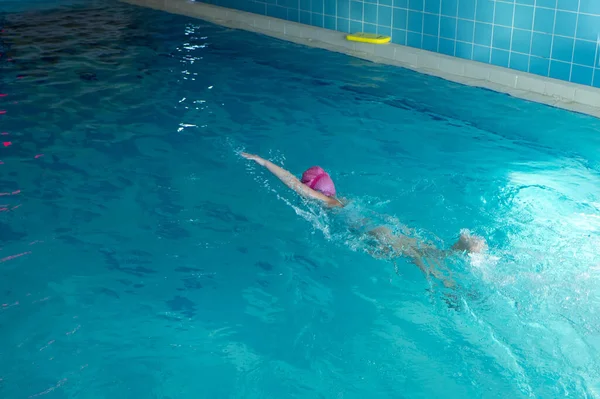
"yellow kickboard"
346,32,391,44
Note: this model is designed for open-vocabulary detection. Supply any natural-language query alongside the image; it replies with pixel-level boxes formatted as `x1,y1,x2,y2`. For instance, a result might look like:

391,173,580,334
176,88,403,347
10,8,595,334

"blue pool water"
1,1,600,398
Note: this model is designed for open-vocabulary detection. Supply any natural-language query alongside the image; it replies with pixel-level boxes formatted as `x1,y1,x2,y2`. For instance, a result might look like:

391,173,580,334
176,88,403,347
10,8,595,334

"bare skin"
241,152,487,288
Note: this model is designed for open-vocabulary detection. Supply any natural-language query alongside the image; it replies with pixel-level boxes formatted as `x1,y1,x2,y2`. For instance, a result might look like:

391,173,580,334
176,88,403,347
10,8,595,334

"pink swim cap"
301,166,336,197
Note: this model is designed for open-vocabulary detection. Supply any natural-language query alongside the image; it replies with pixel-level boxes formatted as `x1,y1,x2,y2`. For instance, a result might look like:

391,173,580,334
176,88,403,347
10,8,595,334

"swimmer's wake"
241,151,488,289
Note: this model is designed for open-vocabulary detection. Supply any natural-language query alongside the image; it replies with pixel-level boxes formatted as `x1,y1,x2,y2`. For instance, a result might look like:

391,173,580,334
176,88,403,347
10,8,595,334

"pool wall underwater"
121,0,600,118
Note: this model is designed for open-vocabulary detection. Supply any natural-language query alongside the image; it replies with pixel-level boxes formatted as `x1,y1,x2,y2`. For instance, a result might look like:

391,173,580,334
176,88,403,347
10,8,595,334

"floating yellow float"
346,32,391,44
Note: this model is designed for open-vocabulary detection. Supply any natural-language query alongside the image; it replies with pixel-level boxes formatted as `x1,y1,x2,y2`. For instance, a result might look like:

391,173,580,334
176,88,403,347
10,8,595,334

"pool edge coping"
120,0,600,119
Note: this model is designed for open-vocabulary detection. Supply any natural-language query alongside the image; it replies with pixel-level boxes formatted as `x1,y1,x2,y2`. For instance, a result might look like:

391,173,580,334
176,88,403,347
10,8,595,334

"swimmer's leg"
367,227,487,297
366,226,456,288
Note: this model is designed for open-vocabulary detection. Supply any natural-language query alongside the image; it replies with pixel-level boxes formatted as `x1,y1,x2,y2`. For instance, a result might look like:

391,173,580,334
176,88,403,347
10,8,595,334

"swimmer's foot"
451,229,487,253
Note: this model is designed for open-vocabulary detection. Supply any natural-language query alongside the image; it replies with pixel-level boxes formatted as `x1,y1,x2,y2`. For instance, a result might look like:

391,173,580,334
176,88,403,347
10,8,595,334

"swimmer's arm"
241,153,341,207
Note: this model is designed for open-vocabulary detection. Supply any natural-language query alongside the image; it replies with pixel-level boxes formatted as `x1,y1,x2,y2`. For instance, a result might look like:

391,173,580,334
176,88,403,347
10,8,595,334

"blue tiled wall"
198,0,600,88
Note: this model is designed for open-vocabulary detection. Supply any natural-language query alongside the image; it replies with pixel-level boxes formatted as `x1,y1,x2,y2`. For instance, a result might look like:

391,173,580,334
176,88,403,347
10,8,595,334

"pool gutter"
121,0,600,119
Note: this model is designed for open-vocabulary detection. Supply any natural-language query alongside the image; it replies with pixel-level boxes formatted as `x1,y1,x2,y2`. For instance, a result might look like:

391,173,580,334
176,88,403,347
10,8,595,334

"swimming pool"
1,1,600,397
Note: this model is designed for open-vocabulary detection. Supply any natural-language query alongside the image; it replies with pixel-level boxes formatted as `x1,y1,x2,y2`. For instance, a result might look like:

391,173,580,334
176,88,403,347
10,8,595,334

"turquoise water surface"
1,1,600,398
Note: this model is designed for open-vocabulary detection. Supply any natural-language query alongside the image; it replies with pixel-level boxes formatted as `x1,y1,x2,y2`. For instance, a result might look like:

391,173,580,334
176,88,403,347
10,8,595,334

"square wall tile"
408,10,423,32
378,5,392,26
494,1,514,27
407,31,423,47
324,0,336,15
267,5,287,19
364,2,377,24
473,44,490,63
509,52,529,72
311,0,324,14
337,0,350,18
409,0,424,11
325,15,336,29
278,0,294,8
393,8,408,29
557,0,577,12
457,0,475,20
571,65,594,86
580,0,600,15
531,32,552,58
441,0,458,17
364,22,377,33
593,70,600,89
337,17,350,31
392,28,407,44
474,22,492,46
536,0,556,7
425,0,440,14
491,48,510,67
455,40,473,59
288,9,299,21
350,19,363,32
573,40,598,67
378,25,392,36
529,57,549,76
514,5,534,30
440,16,456,39
554,11,577,38
493,25,512,50
350,1,363,20
512,29,532,54
534,7,555,34
300,10,311,23
439,37,456,55
577,15,600,42
456,19,474,42
423,13,440,36
551,36,574,63
249,1,267,14
475,0,493,23
423,34,438,51
311,12,324,27
549,60,571,81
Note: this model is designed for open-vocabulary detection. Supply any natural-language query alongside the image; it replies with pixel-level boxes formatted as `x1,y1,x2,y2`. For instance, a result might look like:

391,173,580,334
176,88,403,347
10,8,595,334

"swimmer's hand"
241,152,266,166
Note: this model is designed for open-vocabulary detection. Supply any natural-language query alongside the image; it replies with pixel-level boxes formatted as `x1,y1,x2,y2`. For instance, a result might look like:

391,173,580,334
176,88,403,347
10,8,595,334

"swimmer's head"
301,166,336,197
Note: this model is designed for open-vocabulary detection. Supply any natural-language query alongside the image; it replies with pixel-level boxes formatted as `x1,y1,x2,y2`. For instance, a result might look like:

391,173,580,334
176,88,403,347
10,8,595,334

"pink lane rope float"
0,190,21,196
0,205,19,212
0,251,31,263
